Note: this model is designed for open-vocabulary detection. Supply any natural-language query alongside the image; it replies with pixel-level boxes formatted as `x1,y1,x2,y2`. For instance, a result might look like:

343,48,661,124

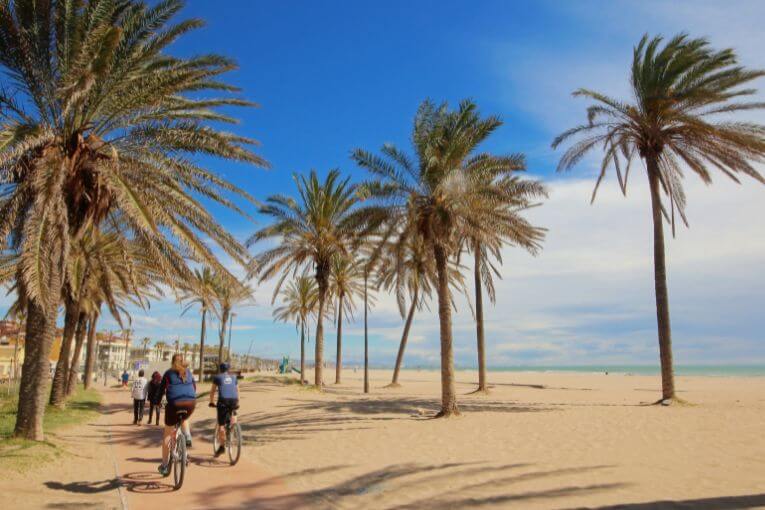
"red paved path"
99,386,300,509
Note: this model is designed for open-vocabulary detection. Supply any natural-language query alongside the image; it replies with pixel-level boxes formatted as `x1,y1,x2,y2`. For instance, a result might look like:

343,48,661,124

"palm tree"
329,255,365,384
376,236,437,387
155,341,168,362
182,342,191,364
141,338,151,359
353,99,526,416
0,0,266,440
52,225,160,403
462,171,547,393
180,267,218,382
212,274,254,365
273,277,319,384
83,311,100,390
250,170,369,388
552,34,765,403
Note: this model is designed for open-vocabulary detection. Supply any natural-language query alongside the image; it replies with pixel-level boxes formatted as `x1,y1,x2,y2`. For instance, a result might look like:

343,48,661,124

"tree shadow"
185,461,625,510
44,479,121,494
285,396,553,416
568,493,765,509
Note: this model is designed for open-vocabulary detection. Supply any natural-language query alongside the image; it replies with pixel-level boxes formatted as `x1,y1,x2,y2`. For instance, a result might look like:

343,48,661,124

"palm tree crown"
353,99,527,415
250,169,370,387
553,33,765,229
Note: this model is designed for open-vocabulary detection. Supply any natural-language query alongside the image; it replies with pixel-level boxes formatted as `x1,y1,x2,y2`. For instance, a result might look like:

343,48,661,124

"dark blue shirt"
161,368,196,403
213,372,238,400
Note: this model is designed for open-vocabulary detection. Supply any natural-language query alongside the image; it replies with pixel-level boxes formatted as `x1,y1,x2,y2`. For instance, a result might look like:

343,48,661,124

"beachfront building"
0,320,24,382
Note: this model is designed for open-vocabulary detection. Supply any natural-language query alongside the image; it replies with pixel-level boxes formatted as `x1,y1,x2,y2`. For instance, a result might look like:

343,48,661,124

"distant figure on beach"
121,370,129,388
131,370,148,425
146,371,163,426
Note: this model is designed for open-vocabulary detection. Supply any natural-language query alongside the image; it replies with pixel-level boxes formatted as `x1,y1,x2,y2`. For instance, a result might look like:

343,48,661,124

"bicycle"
168,409,190,489
210,402,241,465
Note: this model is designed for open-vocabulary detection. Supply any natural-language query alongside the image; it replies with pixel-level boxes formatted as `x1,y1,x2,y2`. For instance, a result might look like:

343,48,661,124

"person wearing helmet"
209,362,239,457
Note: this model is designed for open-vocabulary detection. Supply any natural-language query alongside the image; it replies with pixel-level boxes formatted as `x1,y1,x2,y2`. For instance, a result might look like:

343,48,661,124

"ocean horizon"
391,365,765,377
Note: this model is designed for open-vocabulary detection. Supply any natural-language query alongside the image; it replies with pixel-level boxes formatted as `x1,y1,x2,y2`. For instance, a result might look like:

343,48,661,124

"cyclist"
158,354,196,476
209,362,239,457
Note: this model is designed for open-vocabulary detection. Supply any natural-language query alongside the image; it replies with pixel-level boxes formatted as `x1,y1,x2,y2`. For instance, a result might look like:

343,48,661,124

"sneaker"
214,445,226,457
158,464,170,477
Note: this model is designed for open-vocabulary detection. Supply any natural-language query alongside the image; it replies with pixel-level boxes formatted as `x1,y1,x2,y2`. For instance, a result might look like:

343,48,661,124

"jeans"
147,402,161,425
133,399,146,423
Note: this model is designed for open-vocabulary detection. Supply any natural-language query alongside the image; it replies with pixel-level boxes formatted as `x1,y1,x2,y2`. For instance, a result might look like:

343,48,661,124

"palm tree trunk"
364,271,369,394
49,296,78,407
14,269,63,440
473,240,488,393
335,293,344,384
433,245,459,417
315,270,328,388
300,322,306,385
66,312,88,396
84,313,99,390
198,308,207,382
218,306,230,365
390,294,417,387
647,158,676,401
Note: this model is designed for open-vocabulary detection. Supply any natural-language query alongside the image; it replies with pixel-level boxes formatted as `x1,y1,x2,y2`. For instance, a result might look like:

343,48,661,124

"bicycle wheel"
213,423,221,455
227,422,242,465
173,434,187,489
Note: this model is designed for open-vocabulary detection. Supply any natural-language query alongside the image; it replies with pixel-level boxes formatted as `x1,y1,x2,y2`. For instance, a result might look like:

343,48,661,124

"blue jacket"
161,368,196,403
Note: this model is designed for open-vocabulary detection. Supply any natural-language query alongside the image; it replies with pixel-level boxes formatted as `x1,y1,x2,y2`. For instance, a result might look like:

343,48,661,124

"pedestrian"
131,369,148,425
121,370,129,388
146,371,163,426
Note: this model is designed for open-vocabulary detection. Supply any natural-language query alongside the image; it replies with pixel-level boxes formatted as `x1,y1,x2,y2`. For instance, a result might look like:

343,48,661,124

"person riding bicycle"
209,362,239,457
158,354,196,476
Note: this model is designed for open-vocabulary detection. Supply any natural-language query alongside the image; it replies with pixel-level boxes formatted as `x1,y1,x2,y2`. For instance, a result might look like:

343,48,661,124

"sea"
400,365,765,377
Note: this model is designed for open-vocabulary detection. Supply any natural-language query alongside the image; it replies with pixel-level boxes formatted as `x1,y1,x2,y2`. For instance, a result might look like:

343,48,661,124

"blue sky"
4,1,764,367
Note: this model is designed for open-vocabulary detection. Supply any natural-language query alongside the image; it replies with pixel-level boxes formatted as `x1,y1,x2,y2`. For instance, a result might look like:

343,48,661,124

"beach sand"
240,368,765,509
1,368,763,509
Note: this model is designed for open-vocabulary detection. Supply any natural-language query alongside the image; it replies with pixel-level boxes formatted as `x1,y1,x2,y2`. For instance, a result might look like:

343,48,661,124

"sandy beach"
2,368,764,509
243,368,765,509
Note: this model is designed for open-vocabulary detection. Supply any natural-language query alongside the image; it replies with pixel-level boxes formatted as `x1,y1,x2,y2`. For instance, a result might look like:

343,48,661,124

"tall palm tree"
462,172,547,393
212,274,253,365
180,267,218,382
552,34,765,403
0,0,265,440
353,99,525,416
83,311,99,390
250,170,369,388
155,341,168,362
51,225,160,405
376,236,438,387
329,255,365,384
182,342,191,364
141,337,151,359
273,276,319,384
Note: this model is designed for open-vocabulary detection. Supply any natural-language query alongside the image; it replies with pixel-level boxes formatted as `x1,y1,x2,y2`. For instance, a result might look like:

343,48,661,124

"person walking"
146,371,163,426
131,369,149,425
121,370,129,388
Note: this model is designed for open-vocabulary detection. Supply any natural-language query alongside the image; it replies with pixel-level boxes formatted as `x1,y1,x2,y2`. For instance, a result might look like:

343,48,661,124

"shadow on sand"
177,461,626,510
567,493,765,509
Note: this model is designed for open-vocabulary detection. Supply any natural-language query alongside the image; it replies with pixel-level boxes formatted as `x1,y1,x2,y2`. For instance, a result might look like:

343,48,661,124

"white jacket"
131,377,148,400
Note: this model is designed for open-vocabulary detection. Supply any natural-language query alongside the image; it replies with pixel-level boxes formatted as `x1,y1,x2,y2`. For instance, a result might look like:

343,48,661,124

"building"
0,320,24,382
